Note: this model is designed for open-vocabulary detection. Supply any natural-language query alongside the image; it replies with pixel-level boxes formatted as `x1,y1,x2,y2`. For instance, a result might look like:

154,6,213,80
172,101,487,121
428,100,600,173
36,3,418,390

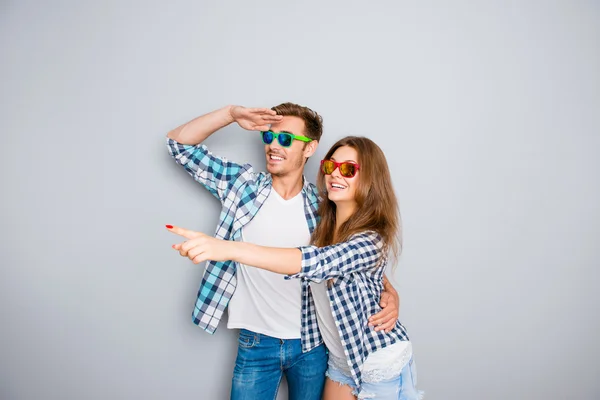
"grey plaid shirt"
167,138,319,333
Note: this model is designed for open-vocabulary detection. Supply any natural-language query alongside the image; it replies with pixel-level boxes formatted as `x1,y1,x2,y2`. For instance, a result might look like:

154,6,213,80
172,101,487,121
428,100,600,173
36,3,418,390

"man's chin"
266,160,283,169
266,163,282,174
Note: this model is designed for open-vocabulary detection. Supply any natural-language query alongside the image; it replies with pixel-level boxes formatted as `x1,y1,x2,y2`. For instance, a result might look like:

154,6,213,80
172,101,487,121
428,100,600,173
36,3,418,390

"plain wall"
1,1,599,399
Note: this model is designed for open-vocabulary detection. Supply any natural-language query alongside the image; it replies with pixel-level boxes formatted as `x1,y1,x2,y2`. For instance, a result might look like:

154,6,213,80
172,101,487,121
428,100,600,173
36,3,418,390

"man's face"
263,116,316,177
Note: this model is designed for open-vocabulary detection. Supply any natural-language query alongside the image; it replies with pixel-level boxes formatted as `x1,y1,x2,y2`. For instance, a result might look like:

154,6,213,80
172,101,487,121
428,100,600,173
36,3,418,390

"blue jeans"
326,356,423,399
231,329,327,400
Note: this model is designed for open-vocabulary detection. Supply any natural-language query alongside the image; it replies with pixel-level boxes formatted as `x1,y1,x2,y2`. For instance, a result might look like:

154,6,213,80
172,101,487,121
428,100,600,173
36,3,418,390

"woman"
167,136,423,399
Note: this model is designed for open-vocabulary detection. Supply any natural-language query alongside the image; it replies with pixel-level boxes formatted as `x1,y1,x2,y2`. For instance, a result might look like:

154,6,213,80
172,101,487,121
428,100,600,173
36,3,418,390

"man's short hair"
271,102,323,142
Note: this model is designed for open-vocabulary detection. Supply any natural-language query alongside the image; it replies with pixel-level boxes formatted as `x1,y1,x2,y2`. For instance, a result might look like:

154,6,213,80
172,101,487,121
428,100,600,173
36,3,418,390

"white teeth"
331,183,346,189
270,155,284,161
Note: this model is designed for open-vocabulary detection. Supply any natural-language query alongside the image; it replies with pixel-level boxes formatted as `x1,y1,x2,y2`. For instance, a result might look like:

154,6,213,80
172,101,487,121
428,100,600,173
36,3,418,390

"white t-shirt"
310,281,347,358
227,189,310,339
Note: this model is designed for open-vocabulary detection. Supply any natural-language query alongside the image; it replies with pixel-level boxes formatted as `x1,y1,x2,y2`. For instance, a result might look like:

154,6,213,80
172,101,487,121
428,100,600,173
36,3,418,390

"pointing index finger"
165,225,201,240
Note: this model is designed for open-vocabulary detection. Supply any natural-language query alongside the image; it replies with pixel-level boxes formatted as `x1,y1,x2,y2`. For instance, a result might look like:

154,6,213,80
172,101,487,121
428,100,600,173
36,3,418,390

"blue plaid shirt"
287,231,410,390
167,138,319,333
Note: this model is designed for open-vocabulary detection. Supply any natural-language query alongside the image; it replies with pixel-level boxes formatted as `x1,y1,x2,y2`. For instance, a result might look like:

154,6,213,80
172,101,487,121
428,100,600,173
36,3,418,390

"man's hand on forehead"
230,106,283,131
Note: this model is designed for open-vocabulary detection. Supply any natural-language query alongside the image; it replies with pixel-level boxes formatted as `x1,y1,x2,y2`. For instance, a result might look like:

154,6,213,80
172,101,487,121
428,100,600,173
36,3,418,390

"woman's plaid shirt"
287,232,410,390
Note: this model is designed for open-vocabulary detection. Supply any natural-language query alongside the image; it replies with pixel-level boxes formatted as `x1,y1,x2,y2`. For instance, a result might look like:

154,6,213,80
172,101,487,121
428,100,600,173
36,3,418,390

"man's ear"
304,140,318,158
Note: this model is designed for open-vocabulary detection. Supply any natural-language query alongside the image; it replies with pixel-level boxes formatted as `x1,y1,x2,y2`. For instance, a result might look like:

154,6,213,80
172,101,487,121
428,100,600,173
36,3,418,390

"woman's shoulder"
347,230,385,249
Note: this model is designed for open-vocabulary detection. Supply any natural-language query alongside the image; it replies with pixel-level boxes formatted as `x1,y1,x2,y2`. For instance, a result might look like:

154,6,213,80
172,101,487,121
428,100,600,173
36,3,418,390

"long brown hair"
310,136,402,264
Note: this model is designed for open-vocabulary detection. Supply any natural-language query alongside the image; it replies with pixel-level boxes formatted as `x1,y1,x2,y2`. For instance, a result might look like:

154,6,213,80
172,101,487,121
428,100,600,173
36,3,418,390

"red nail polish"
166,225,173,229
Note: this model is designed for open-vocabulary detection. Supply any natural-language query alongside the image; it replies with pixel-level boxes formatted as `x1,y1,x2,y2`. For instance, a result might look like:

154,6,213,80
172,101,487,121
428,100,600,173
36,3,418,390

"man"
166,103,400,400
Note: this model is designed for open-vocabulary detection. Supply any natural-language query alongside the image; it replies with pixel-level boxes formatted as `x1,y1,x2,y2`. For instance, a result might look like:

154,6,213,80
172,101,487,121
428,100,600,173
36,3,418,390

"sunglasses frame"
260,130,313,148
320,159,360,178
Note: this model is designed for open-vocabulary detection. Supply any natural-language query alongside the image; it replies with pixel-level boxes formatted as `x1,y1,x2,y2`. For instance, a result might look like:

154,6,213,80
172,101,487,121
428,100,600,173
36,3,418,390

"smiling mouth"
330,183,347,189
269,154,284,161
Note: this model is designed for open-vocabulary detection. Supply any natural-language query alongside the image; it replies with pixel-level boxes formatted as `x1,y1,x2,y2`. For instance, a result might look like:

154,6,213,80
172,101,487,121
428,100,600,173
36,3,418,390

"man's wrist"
383,276,391,290
225,105,238,125
384,279,398,297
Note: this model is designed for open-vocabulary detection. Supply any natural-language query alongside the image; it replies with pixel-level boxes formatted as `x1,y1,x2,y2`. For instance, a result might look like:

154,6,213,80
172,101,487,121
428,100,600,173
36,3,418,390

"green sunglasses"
260,130,313,148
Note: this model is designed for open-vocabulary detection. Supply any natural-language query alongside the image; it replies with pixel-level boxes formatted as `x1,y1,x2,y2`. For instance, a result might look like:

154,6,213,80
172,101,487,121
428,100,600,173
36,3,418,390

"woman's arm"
289,231,385,282
231,242,302,275
167,225,399,329
166,225,302,274
166,226,384,283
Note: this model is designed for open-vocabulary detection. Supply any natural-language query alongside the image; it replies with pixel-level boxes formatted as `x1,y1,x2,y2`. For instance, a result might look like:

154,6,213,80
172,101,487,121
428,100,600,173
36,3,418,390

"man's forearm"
167,105,235,145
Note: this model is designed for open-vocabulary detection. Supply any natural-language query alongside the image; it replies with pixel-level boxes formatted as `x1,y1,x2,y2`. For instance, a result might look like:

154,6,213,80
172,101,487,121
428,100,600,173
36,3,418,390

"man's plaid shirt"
167,138,409,390
167,138,319,333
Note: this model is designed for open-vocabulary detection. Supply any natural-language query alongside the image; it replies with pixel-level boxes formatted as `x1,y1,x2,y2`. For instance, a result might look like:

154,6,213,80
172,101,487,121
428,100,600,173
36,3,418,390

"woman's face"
324,145,360,207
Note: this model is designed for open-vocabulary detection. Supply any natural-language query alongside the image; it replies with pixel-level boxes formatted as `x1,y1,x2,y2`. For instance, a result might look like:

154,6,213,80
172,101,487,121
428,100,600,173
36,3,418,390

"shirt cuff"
285,245,319,281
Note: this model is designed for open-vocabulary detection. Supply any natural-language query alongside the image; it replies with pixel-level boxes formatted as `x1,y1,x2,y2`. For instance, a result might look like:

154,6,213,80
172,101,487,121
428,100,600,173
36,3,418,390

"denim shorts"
326,356,424,400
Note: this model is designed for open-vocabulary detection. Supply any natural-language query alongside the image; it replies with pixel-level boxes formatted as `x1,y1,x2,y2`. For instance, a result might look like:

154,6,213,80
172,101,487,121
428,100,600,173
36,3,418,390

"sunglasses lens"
340,163,357,177
262,131,274,144
278,133,292,147
321,160,336,175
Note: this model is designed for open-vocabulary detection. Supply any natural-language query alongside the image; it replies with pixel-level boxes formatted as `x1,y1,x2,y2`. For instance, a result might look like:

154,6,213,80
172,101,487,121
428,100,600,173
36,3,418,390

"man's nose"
268,140,282,151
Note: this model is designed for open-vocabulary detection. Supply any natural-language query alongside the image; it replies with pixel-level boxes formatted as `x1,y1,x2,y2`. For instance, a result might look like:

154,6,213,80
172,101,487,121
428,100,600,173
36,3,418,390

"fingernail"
166,225,173,229
172,244,176,249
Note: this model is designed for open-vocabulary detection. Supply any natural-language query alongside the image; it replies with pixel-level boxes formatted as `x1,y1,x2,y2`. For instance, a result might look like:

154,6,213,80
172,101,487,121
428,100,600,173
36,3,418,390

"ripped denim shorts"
325,354,424,400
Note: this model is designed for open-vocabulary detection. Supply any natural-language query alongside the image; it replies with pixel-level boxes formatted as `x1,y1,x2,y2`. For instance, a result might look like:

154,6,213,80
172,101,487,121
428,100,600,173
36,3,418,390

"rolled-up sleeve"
167,138,255,202
288,232,385,283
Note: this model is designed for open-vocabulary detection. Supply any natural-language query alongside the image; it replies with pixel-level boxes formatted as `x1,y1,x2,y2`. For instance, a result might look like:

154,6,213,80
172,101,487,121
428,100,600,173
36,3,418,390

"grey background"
1,1,599,399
